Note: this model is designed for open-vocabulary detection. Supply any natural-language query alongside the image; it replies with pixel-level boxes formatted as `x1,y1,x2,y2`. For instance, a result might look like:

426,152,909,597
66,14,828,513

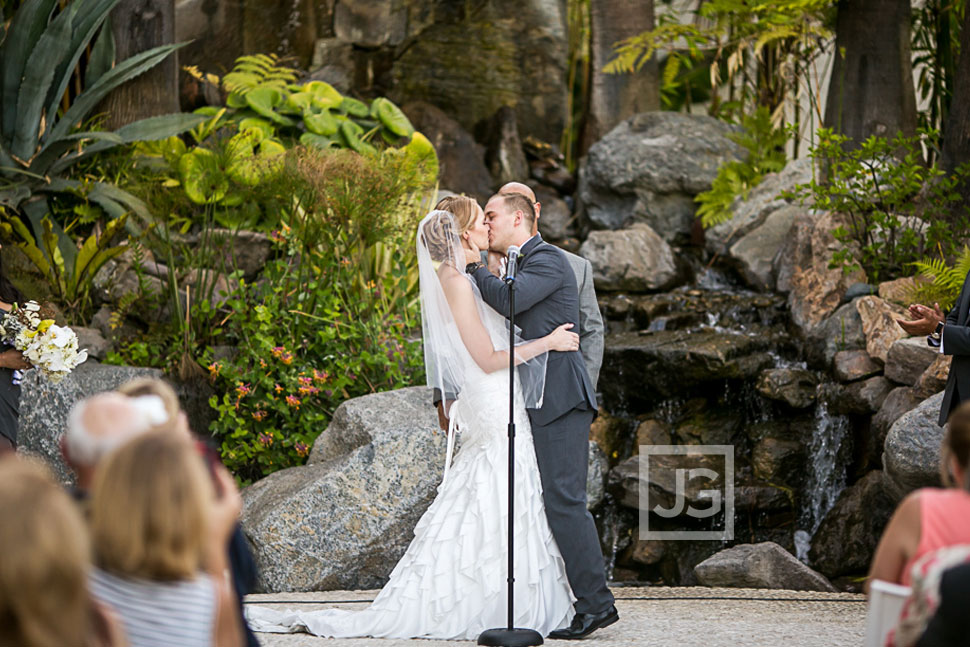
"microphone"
504,245,521,283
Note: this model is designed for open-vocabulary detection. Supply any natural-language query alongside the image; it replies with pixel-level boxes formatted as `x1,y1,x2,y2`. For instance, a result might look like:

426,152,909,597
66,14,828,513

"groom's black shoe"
548,605,618,640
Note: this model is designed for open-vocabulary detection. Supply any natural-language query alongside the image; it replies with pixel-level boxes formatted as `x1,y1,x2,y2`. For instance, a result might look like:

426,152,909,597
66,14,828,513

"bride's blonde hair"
422,195,479,262
434,195,478,233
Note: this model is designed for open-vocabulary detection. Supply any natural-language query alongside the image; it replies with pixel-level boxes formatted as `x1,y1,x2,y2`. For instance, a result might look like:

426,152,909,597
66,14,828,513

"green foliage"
785,128,970,282
185,54,415,154
696,107,791,229
0,206,129,323
135,55,434,234
0,0,204,320
204,145,435,482
909,246,970,312
0,0,204,219
606,0,833,125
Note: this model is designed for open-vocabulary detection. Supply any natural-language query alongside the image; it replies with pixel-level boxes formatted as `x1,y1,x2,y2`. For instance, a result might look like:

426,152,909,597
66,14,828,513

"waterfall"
794,398,850,562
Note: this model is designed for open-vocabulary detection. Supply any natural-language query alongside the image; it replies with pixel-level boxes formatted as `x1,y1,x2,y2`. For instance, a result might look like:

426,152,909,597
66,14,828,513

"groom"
464,192,617,639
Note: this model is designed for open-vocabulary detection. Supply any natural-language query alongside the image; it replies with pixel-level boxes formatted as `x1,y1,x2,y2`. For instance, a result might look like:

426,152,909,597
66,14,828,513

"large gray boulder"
808,471,899,578
17,362,163,483
243,387,447,592
578,112,744,242
579,223,680,292
706,158,812,256
885,337,939,386
883,391,946,497
695,542,836,592
242,387,608,592
726,205,801,291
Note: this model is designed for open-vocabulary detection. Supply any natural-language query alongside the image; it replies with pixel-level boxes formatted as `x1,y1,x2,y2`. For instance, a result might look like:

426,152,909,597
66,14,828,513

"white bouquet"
0,301,88,384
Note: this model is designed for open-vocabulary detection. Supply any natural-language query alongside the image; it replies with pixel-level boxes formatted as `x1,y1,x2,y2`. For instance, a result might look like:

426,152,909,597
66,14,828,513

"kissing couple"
247,185,616,640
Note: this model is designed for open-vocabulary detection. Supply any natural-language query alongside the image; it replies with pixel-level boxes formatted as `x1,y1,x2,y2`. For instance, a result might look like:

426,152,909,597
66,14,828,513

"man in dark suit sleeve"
463,192,617,640
498,182,605,389
898,271,970,425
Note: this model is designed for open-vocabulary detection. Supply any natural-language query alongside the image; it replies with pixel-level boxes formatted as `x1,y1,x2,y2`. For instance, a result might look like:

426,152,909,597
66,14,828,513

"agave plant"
0,0,205,268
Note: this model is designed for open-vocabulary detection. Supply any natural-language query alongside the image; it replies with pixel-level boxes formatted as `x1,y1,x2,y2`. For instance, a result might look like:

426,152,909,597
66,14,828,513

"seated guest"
61,390,170,494
868,401,970,592
116,377,261,647
918,562,970,646
0,456,123,647
89,429,244,647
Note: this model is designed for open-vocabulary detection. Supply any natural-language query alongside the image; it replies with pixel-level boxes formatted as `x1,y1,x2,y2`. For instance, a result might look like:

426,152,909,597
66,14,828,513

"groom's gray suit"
470,234,614,616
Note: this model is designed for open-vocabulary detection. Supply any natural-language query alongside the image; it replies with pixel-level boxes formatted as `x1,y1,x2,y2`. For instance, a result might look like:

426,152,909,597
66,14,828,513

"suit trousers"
530,407,614,615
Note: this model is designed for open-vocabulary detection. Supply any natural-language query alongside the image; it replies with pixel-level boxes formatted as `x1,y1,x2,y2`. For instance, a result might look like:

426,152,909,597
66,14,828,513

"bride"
245,195,579,640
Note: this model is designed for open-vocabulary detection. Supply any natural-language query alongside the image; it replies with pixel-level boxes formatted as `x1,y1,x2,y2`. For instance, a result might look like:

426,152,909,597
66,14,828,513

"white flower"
46,325,72,348
23,301,40,312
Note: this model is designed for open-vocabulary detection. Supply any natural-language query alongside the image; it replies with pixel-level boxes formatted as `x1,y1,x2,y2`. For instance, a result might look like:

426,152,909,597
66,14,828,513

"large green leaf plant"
142,54,438,231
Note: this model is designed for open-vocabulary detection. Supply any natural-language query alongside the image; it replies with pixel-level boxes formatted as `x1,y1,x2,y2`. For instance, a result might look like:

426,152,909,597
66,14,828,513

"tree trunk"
942,6,970,176
823,0,916,145
100,0,178,130
581,0,659,153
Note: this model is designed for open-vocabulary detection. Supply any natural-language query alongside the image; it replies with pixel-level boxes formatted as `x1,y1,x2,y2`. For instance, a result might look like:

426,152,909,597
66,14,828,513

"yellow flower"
37,319,54,334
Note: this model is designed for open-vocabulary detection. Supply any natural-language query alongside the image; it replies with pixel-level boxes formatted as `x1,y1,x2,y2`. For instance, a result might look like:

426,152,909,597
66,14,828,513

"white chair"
864,579,912,647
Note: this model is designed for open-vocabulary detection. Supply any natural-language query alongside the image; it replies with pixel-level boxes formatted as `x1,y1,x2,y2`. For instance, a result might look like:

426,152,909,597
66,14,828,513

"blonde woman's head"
0,456,92,647
91,429,212,581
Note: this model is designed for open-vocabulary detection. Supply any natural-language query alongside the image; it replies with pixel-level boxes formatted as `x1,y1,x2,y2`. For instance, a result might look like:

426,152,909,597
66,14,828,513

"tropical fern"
221,54,298,94
908,246,970,312
695,106,790,229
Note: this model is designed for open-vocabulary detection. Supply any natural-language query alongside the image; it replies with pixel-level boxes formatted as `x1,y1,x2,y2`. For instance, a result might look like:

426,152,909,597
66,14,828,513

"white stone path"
247,586,867,647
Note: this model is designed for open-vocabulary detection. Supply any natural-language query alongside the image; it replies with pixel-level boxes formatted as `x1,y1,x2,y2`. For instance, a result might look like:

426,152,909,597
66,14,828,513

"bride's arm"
440,272,576,374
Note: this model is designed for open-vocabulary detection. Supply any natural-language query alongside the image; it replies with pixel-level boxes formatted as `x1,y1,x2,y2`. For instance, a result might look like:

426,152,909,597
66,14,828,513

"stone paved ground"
246,586,867,647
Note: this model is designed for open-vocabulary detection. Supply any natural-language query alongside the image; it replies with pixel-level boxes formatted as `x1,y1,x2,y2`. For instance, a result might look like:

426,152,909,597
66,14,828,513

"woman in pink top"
867,401,970,592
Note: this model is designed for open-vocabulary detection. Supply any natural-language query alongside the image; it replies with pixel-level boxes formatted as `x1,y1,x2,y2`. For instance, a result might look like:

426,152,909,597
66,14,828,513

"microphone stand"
478,260,543,647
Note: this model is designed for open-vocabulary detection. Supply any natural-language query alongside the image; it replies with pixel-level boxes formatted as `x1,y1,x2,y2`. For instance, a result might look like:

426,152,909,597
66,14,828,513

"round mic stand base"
477,627,544,647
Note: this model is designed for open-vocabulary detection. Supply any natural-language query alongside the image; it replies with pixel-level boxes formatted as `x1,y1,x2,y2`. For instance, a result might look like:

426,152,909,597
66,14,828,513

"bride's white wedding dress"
245,291,575,640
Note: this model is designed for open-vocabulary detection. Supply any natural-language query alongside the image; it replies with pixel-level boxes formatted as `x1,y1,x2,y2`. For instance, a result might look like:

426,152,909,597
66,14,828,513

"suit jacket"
471,235,597,427
940,272,970,425
561,249,604,391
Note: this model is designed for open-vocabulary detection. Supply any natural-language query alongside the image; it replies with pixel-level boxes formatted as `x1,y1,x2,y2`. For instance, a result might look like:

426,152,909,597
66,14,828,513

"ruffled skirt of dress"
245,386,575,640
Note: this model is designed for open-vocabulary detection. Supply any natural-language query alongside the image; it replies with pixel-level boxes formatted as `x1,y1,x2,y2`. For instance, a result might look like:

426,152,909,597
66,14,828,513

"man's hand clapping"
896,302,945,336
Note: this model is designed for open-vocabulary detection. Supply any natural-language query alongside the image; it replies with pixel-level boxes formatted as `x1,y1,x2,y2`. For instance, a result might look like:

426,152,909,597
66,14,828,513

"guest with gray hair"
61,391,173,492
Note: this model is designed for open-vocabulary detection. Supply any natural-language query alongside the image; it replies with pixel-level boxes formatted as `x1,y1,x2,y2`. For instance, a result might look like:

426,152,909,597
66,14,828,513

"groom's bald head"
499,182,540,236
